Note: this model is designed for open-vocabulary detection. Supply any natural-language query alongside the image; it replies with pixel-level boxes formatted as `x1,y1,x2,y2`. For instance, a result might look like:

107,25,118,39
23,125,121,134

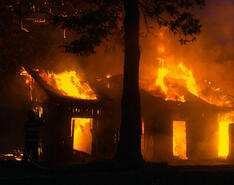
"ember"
0,149,24,161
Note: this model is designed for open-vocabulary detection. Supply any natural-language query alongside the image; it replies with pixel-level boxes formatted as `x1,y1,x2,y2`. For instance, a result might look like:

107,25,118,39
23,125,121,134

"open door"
71,118,93,155
173,120,187,159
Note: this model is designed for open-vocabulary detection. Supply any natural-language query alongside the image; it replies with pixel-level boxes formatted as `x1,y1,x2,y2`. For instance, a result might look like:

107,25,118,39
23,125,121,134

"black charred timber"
229,123,234,160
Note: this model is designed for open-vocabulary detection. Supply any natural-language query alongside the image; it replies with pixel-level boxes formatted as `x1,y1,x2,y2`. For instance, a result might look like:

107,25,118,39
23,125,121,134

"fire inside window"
218,112,234,159
218,121,231,158
71,118,93,155
173,121,188,160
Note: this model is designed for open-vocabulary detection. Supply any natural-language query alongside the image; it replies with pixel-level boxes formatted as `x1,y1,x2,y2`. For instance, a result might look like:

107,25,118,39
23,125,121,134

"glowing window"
173,121,187,159
218,112,234,159
218,121,230,158
71,118,93,155
141,121,145,151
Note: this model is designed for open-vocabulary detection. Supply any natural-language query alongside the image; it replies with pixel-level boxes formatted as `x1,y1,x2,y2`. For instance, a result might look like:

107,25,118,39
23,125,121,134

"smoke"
33,28,124,83
139,0,234,99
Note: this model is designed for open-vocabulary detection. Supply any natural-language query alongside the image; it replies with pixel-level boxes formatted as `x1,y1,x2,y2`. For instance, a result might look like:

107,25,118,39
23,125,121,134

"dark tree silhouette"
115,0,143,166
115,0,205,166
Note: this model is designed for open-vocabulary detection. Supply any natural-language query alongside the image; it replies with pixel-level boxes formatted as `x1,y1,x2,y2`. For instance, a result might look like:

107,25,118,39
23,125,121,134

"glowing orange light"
32,4,36,12
157,45,165,53
155,58,169,94
71,118,93,155
218,112,234,158
20,67,34,101
151,40,231,107
142,121,145,135
40,70,97,100
141,121,145,151
20,68,96,100
159,32,164,38
63,29,67,39
106,74,112,79
155,58,198,102
173,121,188,160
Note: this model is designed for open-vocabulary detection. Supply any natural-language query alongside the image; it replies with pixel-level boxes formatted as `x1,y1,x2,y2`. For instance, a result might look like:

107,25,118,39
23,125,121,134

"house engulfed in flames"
141,57,234,163
20,62,234,164
20,68,121,163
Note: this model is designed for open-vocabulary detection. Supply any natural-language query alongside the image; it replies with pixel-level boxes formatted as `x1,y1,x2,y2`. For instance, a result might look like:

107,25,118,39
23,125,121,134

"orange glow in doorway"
173,121,188,159
71,118,93,155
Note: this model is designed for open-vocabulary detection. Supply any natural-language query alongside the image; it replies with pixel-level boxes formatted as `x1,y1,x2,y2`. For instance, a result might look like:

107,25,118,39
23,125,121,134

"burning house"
141,90,227,163
20,68,121,164
1,0,234,168
140,57,234,163
17,15,234,163
20,61,234,165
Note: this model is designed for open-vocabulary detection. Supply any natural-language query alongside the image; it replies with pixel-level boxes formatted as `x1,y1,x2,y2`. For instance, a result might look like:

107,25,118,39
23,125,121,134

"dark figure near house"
23,110,43,162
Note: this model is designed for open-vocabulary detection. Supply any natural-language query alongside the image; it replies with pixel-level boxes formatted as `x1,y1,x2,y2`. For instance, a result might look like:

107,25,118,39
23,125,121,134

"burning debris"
0,148,24,162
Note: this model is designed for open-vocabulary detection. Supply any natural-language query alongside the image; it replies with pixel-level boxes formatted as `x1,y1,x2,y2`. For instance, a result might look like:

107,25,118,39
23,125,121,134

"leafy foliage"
1,0,205,60
52,0,122,55
139,0,205,44
48,0,205,54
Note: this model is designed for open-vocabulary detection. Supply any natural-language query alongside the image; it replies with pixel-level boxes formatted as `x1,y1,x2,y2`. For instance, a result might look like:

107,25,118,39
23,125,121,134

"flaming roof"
21,67,98,101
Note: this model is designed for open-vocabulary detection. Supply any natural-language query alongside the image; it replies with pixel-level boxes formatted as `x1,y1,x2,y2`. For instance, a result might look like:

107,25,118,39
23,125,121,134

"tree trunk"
115,0,143,166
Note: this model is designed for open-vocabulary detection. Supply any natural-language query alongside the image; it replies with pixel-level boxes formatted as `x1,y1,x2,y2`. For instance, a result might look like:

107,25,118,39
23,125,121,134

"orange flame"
20,67,97,100
39,71,97,100
153,53,232,107
20,67,34,101
20,68,33,86
155,58,198,102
